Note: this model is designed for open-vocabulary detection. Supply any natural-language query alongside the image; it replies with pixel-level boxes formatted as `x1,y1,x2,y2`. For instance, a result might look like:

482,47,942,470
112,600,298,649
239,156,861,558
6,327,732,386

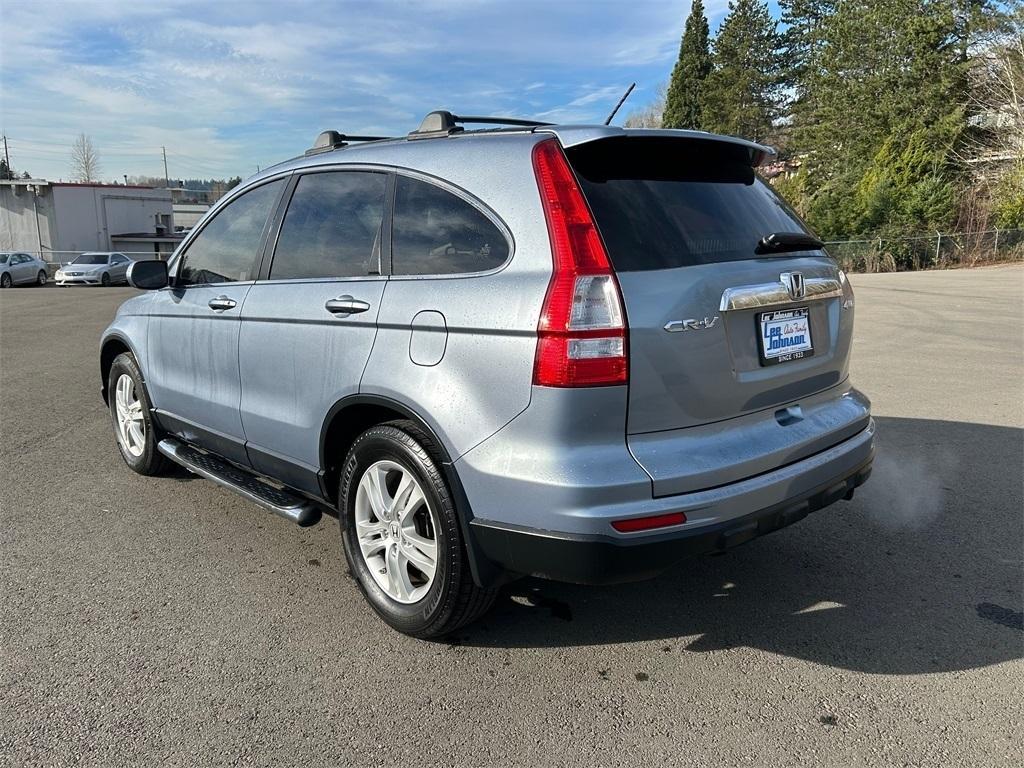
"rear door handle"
208,296,237,311
325,296,371,315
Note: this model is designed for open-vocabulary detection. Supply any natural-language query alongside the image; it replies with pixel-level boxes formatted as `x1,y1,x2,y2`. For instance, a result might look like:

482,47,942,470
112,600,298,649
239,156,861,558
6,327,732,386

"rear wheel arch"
319,396,455,504
320,395,505,588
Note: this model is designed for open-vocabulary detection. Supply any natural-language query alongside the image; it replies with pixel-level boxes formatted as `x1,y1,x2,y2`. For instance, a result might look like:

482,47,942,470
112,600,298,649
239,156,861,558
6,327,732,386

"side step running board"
157,438,321,527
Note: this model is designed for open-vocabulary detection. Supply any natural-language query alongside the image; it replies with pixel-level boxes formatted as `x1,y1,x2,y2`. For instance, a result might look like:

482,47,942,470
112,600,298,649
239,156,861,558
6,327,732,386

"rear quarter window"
391,175,509,276
567,137,815,272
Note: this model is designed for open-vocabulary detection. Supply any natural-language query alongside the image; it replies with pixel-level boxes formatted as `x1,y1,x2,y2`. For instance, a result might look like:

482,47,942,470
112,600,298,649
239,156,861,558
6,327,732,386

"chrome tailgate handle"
719,276,842,312
325,295,371,315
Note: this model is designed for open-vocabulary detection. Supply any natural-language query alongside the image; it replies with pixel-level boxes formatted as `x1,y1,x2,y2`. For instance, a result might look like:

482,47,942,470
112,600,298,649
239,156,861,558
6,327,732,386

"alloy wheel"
113,373,146,457
354,460,438,604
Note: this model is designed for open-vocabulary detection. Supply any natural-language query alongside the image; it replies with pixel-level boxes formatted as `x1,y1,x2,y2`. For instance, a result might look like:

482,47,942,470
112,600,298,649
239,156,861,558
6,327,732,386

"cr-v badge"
664,316,719,333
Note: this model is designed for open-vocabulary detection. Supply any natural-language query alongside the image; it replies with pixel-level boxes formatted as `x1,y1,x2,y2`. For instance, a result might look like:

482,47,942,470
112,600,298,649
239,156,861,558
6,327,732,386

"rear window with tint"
567,137,815,272
391,175,509,275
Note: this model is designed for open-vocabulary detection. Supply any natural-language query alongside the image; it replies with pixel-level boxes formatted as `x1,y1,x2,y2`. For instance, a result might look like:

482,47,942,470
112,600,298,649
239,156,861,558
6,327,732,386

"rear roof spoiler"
536,126,776,166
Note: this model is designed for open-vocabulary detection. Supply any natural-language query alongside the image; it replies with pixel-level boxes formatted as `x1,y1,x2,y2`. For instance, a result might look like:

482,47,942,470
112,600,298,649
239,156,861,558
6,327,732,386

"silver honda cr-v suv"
100,112,874,638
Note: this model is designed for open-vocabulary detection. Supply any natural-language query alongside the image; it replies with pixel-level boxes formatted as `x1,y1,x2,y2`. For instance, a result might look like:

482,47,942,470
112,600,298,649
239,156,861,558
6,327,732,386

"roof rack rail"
304,130,392,156
409,111,551,139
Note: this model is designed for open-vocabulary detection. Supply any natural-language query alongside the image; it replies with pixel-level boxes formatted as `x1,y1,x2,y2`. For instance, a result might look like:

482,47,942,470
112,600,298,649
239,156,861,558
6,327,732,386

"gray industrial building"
0,179,183,263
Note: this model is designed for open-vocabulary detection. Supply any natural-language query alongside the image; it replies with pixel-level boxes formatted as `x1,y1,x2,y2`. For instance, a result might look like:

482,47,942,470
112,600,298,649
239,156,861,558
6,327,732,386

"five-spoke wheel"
113,373,146,457
354,460,439,604
340,421,497,637
107,352,169,475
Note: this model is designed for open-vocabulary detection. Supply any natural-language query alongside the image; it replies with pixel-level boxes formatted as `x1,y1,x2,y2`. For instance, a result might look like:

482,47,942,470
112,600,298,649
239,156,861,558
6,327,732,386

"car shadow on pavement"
460,417,1024,675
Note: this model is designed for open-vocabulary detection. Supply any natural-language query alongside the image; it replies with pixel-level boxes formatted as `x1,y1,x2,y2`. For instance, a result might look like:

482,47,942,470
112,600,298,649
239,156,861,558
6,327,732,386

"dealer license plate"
758,307,813,366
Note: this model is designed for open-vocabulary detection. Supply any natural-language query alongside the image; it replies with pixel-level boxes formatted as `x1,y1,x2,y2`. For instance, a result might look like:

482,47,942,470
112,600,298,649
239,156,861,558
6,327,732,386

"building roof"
51,182,157,189
110,232,185,242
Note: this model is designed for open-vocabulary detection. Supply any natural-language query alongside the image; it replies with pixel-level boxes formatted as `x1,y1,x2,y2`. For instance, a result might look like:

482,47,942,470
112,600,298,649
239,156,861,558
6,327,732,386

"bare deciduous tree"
70,134,101,182
955,10,1024,230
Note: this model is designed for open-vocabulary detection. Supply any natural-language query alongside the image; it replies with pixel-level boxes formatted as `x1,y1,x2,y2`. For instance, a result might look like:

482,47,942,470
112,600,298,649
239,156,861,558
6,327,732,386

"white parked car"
0,252,49,288
55,252,132,286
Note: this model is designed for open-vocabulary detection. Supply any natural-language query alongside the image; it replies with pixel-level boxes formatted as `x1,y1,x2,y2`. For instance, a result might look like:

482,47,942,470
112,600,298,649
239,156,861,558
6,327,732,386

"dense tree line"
631,0,1023,244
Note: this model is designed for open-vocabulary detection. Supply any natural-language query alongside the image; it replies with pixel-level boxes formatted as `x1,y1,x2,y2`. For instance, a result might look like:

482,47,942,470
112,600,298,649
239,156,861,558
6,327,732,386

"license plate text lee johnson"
758,307,814,366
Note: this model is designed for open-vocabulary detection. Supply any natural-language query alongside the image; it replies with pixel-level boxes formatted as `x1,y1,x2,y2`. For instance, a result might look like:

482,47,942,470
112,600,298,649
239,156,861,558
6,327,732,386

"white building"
0,179,183,262
172,202,211,232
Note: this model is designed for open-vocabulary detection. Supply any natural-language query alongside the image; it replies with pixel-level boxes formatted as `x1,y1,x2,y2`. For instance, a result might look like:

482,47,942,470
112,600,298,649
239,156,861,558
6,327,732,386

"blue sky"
0,0,780,182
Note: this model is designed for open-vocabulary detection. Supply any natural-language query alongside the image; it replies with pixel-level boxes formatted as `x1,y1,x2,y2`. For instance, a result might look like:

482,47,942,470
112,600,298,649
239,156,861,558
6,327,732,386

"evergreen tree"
779,0,836,140
701,0,783,142
662,0,712,129
791,0,967,240
779,0,836,95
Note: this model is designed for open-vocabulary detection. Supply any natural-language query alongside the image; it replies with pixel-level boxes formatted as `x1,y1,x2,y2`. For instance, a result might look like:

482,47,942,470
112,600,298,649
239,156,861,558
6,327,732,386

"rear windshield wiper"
755,231,825,255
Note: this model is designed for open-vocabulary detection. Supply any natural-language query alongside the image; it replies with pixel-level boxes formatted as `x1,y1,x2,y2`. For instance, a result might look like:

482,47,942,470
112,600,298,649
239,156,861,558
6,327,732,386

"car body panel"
238,277,387,481
628,383,870,497
363,267,546,461
616,256,853,434
145,283,254,466
456,381,874,537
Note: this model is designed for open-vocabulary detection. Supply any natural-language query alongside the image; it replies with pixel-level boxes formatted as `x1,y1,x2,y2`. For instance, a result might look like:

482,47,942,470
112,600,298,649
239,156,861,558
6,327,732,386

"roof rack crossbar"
409,111,551,138
305,130,393,156
455,115,551,127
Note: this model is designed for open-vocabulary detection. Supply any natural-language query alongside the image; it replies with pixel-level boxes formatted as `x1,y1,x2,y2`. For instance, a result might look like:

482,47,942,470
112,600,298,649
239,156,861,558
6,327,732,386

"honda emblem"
782,272,805,300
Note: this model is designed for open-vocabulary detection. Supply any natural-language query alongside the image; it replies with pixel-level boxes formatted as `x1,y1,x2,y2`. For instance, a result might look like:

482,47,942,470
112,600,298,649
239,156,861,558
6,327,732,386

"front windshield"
0,254,9,264
73,253,108,265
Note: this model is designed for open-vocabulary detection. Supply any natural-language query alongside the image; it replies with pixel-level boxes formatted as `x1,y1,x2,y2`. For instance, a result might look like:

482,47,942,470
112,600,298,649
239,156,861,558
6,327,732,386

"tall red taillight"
531,138,628,387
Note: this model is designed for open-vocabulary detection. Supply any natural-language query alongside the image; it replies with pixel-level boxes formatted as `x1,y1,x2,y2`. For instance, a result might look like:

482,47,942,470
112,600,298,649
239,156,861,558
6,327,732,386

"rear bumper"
465,411,875,584
471,453,872,585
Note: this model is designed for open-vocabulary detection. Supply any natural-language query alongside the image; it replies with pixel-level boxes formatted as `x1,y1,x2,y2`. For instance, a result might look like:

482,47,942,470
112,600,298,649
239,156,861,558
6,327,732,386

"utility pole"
2,135,10,178
161,146,169,188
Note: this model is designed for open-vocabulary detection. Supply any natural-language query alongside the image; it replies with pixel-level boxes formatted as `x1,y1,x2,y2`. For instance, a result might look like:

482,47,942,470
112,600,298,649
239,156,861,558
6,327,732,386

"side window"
392,175,509,275
178,179,284,286
270,171,387,280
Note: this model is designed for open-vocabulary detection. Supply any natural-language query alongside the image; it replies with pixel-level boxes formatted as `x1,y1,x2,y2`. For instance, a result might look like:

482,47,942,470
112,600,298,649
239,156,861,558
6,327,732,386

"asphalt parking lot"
1,266,1022,767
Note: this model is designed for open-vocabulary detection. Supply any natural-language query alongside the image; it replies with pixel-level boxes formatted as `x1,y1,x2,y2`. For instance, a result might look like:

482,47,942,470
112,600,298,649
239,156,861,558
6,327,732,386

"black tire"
101,272,111,287
0,273,11,288
36,270,47,286
339,420,497,638
107,352,170,476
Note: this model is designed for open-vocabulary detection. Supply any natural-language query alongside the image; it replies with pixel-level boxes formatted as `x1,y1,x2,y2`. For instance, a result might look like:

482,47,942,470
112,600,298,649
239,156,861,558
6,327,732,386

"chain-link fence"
825,228,1024,273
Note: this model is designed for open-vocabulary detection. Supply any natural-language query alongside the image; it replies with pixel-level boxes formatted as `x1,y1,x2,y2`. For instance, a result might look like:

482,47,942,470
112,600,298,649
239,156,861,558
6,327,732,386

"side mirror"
127,259,168,290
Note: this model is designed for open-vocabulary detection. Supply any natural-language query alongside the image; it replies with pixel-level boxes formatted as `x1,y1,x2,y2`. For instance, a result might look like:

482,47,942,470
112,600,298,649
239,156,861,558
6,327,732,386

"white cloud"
0,0,737,180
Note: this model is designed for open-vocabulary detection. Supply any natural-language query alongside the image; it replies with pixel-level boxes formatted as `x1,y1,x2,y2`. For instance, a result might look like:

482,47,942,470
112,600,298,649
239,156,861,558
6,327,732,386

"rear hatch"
564,135,860,492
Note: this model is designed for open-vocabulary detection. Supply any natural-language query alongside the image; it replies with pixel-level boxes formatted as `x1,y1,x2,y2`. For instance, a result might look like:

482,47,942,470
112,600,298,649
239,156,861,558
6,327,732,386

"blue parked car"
100,112,874,638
